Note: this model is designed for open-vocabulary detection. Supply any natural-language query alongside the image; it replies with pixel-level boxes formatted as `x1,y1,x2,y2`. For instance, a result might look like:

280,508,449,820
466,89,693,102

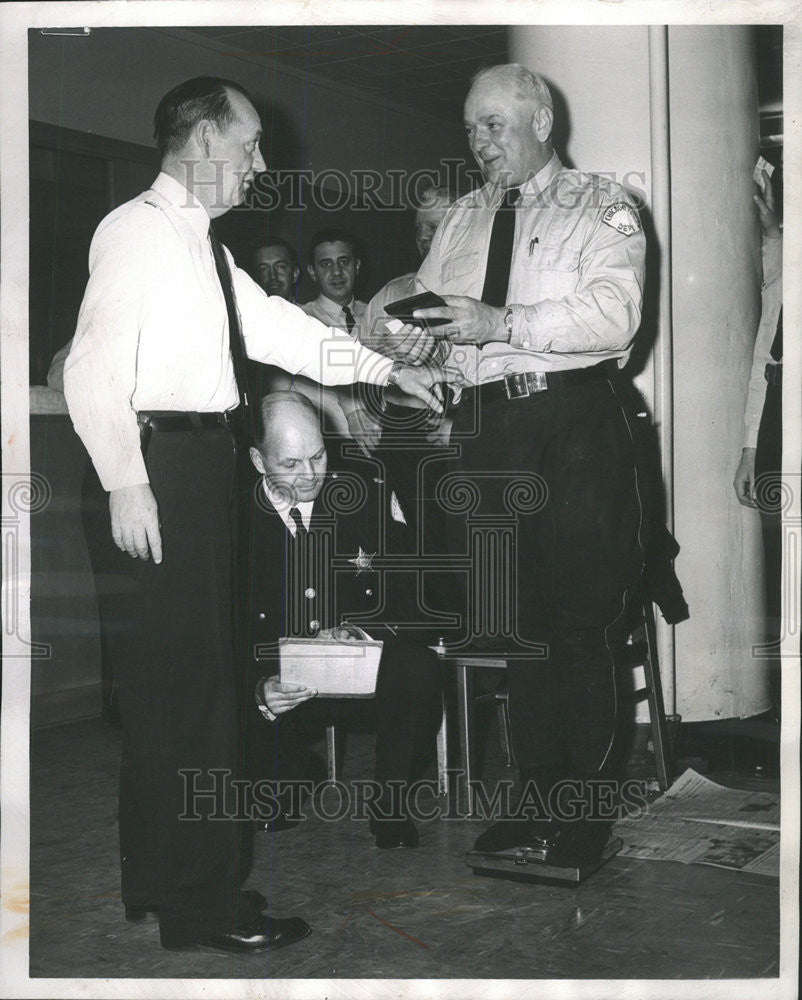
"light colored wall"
28,26,466,181
511,24,769,721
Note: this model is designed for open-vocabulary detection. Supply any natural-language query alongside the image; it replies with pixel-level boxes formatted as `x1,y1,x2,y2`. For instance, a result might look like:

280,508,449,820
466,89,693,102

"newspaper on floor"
614,768,780,876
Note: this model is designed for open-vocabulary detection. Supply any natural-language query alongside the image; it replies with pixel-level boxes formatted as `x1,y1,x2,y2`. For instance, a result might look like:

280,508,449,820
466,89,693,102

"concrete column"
509,25,768,721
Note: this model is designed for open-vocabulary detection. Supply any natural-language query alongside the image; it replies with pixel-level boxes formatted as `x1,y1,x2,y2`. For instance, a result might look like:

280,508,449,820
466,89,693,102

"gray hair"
414,185,455,211
471,64,553,112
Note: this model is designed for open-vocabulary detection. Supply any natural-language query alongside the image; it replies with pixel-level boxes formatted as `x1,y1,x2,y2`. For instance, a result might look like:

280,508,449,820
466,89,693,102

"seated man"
239,391,444,849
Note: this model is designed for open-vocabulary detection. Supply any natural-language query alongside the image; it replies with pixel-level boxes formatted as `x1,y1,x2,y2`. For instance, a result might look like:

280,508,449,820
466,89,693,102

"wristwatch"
385,361,403,390
503,306,514,343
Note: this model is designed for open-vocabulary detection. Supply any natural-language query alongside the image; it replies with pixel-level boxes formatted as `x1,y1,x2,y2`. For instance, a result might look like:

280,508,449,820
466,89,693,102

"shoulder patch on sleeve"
602,202,641,236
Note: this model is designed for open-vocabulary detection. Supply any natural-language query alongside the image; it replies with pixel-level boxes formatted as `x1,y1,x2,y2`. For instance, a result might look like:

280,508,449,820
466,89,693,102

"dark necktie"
480,186,521,307
342,304,356,334
208,228,250,420
770,307,782,362
288,506,307,538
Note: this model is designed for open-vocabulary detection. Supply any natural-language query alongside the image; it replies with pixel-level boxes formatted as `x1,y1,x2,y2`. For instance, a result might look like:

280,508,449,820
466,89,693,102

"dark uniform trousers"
91,425,260,947
239,466,445,810
448,374,646,802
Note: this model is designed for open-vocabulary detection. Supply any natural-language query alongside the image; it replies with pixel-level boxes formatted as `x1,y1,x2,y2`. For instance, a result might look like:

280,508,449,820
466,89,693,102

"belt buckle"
504,373,531,399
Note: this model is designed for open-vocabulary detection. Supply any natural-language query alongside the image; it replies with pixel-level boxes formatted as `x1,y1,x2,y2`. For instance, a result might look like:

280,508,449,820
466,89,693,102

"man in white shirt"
301,229,367,335
63,76,445,953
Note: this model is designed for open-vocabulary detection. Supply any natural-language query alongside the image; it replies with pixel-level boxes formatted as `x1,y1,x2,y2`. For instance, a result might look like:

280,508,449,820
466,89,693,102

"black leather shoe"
369,817,419,849
472,818,556,854
165,915,311,953
124,904,158,922
258,811,302,834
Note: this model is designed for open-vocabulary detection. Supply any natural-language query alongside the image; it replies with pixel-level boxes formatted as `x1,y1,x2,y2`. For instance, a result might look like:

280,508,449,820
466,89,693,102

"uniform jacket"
239,453,441,685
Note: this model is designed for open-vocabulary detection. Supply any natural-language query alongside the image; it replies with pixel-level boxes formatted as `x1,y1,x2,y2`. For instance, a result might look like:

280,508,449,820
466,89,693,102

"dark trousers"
755,381,782,693
90,426,260,946
248,634,443,800
448,376,646,800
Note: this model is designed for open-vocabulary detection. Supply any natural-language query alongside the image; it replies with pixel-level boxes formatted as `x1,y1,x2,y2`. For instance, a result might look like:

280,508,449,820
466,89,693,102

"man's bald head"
464,63,554,188
250,392,327,504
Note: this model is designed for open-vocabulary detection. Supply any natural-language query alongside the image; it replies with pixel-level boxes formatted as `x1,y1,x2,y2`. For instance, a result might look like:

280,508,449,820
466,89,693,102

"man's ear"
533,105,553,144
292,267,301,284
250,446,266,475
306,264,318,284
354,258,361,276
196,119,215,158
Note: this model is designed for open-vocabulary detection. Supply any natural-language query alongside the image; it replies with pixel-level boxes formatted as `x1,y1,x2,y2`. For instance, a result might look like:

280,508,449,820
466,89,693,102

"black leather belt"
764,362,782,387
464,360,616,403
137,408,245,433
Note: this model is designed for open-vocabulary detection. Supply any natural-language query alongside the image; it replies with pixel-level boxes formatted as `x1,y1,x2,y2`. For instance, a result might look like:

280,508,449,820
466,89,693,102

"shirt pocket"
442,250,480,286
521,242,581,301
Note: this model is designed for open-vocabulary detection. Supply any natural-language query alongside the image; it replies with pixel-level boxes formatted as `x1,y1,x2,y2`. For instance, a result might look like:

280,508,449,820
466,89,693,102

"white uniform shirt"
743,234,782,449
64,173,392,491
416,153,646,385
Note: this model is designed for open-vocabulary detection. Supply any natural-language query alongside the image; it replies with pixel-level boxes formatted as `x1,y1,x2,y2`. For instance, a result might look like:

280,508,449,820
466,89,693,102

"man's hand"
261,675,317,716
412,295,507,347
733,447,758,508
344,406,383,455
425,415,454,447
109,483,162,562
754,171,781,239
381,322,439,365
393,363,466,414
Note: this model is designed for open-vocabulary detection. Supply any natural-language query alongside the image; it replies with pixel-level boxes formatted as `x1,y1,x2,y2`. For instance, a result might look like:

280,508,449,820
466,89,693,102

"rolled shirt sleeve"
743,234,782,449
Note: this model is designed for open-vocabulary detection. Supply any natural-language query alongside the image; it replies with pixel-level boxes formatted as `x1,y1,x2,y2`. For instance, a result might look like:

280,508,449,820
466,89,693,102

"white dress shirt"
262,480,314,535
301,293,367,338
416,153,646,384
743,234,782,449
64,173,392,491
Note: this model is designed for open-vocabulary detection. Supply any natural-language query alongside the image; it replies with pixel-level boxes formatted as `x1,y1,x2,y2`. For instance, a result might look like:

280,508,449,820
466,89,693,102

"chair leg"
641,600,672,791
325,725,337,785
495,692,515,768
436,699,448,798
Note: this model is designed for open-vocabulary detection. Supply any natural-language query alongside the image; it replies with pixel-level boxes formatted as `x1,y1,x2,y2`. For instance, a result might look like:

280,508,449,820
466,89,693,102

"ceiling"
178,25,509,122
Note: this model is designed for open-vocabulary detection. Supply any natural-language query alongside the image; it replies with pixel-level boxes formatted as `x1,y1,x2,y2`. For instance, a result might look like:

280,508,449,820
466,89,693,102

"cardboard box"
279,636,383,697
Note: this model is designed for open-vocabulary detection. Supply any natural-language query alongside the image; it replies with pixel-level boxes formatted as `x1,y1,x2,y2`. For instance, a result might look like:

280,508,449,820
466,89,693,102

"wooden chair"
450,599,673,815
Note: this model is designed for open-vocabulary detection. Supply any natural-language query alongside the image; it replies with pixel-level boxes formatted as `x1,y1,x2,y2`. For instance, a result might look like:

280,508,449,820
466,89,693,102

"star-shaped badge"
348,546,376,574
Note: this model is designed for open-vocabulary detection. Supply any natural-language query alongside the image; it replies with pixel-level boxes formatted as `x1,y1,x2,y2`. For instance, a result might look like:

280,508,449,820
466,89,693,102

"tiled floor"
29,714,781,984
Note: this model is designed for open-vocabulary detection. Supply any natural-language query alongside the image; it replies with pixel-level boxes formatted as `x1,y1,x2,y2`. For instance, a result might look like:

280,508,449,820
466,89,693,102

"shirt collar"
151,171,211,240
489,153,563,203
261,479,314,534
314,293,357,322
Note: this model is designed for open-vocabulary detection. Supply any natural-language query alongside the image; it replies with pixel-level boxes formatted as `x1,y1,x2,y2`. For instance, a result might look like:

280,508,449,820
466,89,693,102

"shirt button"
331,472,338,479
522,341,529,348
365,588,373,596
258,612,266,620
309,620,320,632
491,361,498,369
304,587,316,599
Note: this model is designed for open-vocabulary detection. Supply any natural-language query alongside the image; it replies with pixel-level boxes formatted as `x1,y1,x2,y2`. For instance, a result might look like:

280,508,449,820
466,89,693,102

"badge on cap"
602,202,641,236
390,490,407,525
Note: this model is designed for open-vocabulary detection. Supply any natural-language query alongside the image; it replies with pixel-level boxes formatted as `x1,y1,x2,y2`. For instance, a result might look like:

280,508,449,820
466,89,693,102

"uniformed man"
241,392,444,849
412,64,648,866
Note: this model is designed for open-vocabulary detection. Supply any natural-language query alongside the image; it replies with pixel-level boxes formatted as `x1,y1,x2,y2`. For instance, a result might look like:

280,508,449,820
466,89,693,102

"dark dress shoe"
369,817,419,849
472,818,557,855
124,904,158,922
258,811,302,834
165,915,312,953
